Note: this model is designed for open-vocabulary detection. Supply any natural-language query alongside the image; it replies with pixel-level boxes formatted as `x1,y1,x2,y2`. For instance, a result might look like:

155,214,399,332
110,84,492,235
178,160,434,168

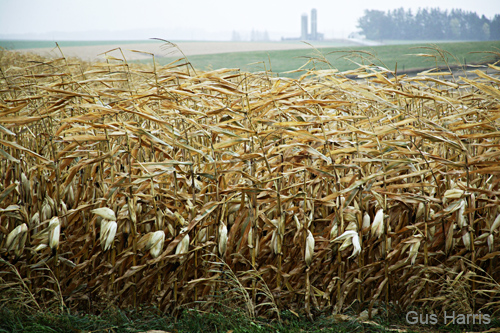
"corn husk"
305,230,315,267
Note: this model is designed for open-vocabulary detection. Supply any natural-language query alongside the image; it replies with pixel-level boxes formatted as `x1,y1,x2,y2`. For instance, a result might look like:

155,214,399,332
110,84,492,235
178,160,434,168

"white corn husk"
333,230,358,242
198,227,207,243
41,199,52,222
21,172,30,196
416,202,425,221
429,225,436,239
305,230,315,267
457,199,466,228
248,227,254,248
92,207,116,221
218,224,228,257
66,183,75,207
490,214,500,233
175,212,187,227
48,216,60,251
293,215,302,231
444,198,465,214
5,223,28,256
175,228,190,255
407,237,422,265
362,212,370,233
349,233,361,259
30,212,40,231
155,208,164,230
329,223,338,239
59,201,68,228
346,221,357,231
462,232,471,250
270,229,279,255
487,234,494,252
444,189,464,201
371,209,384,238
343,212,357,223
339,237,352,251
147,230,165,258
167,223,175,237
332,230,361,259
164,207,176,222
255,230,260,256
100,220,117,251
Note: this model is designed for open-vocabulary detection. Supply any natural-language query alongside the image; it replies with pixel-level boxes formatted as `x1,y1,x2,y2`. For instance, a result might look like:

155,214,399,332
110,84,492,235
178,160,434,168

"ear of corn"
100,220,117,251
147,230,165,258
48,216,60,251
218,223,228,258
175,228,190,256
305,230,315,267
92,207,117,221
371,209,384,239
5,223,28,257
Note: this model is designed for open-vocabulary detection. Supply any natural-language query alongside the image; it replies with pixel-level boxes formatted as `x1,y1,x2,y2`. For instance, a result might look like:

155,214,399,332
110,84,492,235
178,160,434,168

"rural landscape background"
1,0,500,332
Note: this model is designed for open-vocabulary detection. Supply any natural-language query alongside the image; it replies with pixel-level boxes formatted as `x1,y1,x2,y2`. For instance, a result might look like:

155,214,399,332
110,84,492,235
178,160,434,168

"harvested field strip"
0,48,500,320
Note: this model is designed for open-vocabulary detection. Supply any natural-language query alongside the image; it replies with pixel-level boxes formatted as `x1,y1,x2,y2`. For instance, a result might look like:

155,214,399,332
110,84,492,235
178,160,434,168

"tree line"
357,8,500,41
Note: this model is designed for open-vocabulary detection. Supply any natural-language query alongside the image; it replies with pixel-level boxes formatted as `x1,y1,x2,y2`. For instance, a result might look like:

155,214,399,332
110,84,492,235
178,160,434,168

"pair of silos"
301,9,318,40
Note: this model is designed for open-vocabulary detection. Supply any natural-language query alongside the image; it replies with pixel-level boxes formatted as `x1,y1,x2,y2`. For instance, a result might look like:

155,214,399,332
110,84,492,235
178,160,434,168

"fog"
0,0,498,41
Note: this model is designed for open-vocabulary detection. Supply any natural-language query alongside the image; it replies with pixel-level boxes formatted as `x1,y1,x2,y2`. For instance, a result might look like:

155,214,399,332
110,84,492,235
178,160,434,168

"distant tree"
357,7,498,41
491,14,500,40
357,10,389,40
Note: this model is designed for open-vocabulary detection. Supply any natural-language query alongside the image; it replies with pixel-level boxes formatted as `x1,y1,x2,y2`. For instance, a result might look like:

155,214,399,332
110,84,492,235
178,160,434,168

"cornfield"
1,45,500,320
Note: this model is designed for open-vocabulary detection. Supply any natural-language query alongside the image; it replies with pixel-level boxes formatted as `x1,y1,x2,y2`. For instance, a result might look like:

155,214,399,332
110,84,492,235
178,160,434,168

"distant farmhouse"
283,8,324,41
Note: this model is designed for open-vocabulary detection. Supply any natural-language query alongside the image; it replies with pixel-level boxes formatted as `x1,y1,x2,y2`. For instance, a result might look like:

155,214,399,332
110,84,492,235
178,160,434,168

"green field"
155,40,500,77
2,39,498,78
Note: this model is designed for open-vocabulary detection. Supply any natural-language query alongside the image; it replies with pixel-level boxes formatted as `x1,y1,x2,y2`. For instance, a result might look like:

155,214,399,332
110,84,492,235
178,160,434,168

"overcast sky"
1,0,499,40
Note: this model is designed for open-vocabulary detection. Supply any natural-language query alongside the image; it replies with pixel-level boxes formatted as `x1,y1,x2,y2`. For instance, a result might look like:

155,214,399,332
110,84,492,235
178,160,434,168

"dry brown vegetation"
0,45,500,320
